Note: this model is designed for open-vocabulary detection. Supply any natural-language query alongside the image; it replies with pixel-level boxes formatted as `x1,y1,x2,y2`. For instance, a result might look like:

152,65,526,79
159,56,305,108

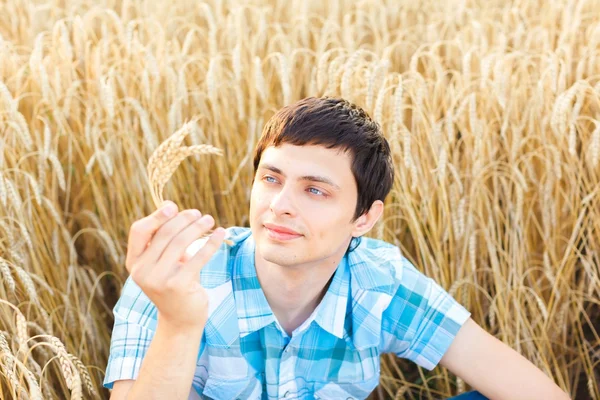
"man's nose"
269,185,296,216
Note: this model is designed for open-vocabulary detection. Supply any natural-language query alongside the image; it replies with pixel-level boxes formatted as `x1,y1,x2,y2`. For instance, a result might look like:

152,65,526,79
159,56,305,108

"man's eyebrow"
258,163,342,191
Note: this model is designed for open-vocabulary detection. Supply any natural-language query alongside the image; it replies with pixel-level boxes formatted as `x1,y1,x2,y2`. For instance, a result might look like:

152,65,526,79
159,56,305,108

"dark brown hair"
253,96,394,222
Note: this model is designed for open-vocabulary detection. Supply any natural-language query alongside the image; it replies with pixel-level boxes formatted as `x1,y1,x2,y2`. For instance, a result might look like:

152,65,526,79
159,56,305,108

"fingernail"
199,215,212,224
192,209,202,217
162,203,177,217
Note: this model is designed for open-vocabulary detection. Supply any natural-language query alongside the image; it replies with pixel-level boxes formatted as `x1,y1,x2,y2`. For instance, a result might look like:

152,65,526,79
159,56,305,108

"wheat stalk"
147,120,232,245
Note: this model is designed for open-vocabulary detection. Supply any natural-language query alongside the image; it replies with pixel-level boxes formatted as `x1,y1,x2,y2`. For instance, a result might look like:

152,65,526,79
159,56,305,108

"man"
103,97,570,399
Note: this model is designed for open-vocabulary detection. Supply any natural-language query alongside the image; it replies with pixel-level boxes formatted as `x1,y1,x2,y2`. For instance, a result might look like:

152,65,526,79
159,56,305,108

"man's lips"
263,223,301,236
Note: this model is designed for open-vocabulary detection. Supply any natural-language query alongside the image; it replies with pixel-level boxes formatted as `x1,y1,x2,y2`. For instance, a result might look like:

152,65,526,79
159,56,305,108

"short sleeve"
101,229,242,390
380,258,471,370
102,276,159,389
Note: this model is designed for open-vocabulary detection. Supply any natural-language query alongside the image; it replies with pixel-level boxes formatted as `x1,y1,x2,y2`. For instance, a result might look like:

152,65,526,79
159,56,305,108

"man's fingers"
126,201,179,265
181,227,226,282
158,215,215,268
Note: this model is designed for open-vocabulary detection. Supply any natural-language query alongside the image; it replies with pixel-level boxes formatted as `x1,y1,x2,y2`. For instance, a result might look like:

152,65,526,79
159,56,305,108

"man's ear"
351,200,384,237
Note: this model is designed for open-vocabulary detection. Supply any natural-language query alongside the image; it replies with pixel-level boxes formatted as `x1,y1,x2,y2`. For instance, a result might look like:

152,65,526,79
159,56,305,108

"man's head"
249,96,394,268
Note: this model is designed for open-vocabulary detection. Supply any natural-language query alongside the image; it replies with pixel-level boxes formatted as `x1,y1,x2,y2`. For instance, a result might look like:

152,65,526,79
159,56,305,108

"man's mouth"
264,223,303,241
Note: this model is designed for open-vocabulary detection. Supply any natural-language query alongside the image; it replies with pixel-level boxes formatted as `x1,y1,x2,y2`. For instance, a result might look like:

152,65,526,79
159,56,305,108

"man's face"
249,143,359,268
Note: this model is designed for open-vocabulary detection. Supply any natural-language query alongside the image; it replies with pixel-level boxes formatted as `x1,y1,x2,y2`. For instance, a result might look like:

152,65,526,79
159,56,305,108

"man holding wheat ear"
103,97,569,400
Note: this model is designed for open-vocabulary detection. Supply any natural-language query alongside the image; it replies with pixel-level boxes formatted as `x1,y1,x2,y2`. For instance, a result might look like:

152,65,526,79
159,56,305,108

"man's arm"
109,320,204,400
104,203,225,399
440,318,570,400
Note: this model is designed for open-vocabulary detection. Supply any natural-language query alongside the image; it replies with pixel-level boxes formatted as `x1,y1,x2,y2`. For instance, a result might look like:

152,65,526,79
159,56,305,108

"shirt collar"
232,234,352,340
311,254,350,339
346,241,399,350
206,230,401,351
232,234,277,338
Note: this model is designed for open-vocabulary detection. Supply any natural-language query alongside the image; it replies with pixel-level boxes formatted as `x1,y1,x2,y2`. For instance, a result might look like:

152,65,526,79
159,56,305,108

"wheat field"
0,0,598,398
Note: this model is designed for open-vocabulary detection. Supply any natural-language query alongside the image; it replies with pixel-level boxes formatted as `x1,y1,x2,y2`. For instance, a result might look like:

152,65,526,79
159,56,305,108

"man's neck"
254,249,345,336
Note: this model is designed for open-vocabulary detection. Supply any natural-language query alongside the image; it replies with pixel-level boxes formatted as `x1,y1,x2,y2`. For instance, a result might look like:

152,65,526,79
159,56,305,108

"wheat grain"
401,124,411,169
316,49,335,92
275,52,291,105
100,74,115,120
516,185,524,222
14,111,34,150
394,385,408,399
42,196,63,227
206,56,218,104
8,352,43,399
0,257,15,293
0,220,15,251
438,146,447,182
366,60,388,110
5,178,23,211
393,78,403,128
59,20,73,60
235,84,245,120
99,149,114,178
39,64,52,102
15,311,28,352
232,43,242,82
588,377,596,400
530,291,549,322
147,120,232,245
14,265,39,304
446,111,454,144
469,233,477,274
16,219,34,254
68,353,97,397
341,51,361,99
326,55,344,96
50,337,75,389
254,56,266,101
0,331,21,391
168,99,180,134
126,97,157,149
572,92,584,119
373,84,386,124
52,228,61,264
457,376,465,393
145,48,159,77
589,122,600,167
0,173,6,207
96,229,121,265
26,355,51,398
462,49,472,83
141,69,151,100
0,80,16,112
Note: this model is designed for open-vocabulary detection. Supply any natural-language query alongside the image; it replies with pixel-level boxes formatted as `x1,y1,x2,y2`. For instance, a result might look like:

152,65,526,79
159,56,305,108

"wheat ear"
147,119,232,245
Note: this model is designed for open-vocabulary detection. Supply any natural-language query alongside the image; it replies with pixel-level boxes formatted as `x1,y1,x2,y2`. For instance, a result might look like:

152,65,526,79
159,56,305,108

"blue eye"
308,187,324,196
264,176,277,183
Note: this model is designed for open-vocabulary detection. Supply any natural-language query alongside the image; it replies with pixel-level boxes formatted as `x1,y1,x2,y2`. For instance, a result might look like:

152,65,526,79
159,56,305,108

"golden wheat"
147,119,233,245
0,0,598,399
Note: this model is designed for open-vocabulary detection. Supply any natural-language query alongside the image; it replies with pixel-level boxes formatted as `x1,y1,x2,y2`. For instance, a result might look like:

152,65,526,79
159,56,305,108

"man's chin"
257,244,299,267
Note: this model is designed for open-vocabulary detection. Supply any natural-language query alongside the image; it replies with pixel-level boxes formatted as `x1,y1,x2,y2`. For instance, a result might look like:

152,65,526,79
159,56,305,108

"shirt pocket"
312,375,380,400
201,374,263,400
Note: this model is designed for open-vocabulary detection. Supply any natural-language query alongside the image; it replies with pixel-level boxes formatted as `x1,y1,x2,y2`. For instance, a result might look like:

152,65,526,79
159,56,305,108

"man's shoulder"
350,236,406,285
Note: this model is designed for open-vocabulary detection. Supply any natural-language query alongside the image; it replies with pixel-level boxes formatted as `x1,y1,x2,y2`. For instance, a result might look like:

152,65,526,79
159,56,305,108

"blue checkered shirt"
103,227,470,399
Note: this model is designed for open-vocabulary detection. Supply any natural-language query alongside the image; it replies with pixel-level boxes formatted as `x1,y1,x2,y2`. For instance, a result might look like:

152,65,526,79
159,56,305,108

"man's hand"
440,318,571,400
125,200,225,332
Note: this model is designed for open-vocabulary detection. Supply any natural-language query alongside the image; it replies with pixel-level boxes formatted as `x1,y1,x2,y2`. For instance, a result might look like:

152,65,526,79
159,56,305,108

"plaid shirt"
103,227,470,399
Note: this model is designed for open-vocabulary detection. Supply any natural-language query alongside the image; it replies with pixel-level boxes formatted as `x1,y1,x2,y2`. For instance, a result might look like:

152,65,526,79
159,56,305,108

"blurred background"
0,0,598,398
